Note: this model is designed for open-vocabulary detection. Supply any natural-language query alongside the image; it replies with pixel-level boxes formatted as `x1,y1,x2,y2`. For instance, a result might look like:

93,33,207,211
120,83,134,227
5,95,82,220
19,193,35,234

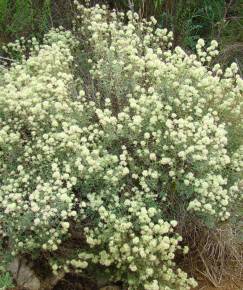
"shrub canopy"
0,3,242,290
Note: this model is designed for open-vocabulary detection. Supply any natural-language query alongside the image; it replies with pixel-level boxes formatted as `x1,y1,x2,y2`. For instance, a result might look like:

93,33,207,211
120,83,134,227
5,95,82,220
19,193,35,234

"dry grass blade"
180,219,243,287
216,43,243,76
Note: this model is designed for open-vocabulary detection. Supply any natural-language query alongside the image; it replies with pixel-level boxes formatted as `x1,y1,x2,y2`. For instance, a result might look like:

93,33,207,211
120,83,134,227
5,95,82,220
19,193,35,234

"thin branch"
0,56,15,62
128,0,134,12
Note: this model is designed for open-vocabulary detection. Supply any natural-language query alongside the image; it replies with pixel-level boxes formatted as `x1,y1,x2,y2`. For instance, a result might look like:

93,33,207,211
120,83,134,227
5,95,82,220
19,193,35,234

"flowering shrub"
0,2,242,290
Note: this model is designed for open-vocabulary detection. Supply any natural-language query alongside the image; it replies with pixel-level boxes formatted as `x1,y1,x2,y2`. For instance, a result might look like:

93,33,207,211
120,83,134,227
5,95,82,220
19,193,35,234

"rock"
42,271,65,290
8,257,41,290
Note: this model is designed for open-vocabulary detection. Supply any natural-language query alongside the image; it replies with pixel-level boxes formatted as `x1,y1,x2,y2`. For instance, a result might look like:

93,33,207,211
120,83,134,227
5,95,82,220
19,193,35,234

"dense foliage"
0,2,242,290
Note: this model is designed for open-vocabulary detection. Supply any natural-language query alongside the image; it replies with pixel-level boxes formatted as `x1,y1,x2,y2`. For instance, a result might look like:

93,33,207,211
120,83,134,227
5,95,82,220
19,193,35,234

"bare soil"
196,280,243,290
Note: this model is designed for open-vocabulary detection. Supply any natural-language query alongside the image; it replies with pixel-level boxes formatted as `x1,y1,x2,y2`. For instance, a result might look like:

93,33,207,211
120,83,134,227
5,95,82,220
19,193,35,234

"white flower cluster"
71,188,196,290
196,38,219,63
74,3,242,220
0,30,79,254
0,3,242,290
55,191,196,290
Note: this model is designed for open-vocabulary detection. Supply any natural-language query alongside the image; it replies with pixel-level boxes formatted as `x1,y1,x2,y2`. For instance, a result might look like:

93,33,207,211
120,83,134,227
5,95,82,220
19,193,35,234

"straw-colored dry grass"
179,217,242,289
